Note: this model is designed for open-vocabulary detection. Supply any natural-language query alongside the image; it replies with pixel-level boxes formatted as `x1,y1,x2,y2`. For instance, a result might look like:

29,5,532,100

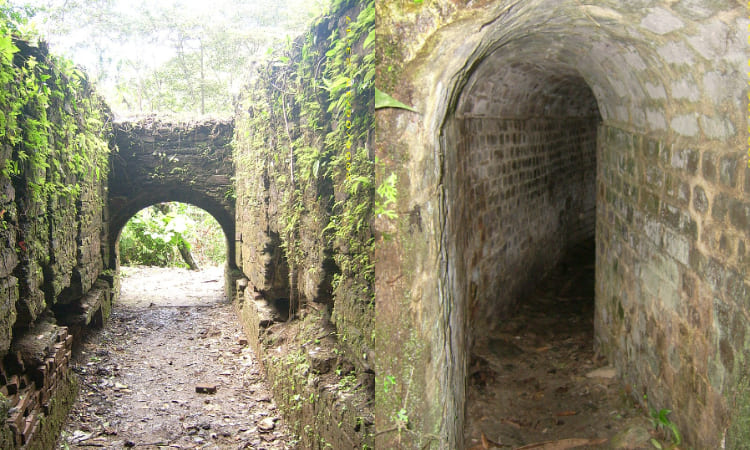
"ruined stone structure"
3,0,747,448
0,0,373,444
0,39,112,447
109,118,237,292
376,0,748,448
0,46,238,446
231,1,375,446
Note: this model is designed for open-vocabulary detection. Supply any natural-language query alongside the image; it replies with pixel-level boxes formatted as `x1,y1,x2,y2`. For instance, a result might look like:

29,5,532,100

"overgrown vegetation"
234,0,374,357
0,5,111,258
119,202,226,269
6,0,327,116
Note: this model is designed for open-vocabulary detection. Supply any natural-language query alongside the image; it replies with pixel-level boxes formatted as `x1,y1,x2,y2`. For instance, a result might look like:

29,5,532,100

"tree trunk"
177,240,199,270
200,39,205,115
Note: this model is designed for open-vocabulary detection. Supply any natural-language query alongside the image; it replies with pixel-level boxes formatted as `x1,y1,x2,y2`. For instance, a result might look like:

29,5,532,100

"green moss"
727,374,750,447
234,0,374,363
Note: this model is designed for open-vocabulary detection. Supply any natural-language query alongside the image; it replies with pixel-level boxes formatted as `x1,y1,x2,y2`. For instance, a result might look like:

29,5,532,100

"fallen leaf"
501,418,523,429
586,367,616,379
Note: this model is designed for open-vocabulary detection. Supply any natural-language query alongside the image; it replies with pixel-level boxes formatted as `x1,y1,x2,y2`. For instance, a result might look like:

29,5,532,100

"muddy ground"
464,240,676,450
58,266,294,449
56,255,677,450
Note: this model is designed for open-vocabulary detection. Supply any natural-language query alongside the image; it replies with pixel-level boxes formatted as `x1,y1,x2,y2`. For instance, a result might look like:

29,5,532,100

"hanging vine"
0,11,112,267
233,0,375,356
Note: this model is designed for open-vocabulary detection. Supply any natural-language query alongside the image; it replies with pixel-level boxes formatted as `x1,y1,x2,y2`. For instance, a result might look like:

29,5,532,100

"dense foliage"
119,203,226,268
234,0,374,359
0,5,111,251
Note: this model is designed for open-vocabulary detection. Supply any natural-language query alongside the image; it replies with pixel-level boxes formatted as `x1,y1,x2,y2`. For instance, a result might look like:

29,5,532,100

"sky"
6,0,329,115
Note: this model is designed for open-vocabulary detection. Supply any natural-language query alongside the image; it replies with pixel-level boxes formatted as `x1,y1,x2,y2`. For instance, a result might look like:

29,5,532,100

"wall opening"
112,202,228,307
443,48,606,446
57,201,281,448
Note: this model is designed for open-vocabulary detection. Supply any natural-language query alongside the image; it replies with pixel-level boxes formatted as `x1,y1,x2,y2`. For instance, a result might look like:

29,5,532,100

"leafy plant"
383,375,396,393
643,394,682,448
375,172,397,219
119,203,225,268
650,408,682,447
374,87,418,112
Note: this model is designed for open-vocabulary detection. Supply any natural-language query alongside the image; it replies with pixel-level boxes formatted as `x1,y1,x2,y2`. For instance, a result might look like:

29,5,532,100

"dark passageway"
463,239,645,447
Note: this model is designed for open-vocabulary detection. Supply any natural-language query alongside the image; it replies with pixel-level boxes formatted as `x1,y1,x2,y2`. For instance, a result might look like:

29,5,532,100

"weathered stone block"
671,76,700,101
728,200,750,235
664,229,690,265
671,147,699,174
0,276,18,353
702,152,717,182
642,189,661,216
701,115,735,141
641,7,684,35
711,193,730,221
725,270,749,310
671,115,699,137
0,247,17,280
719,156,738,187
693,185,709,214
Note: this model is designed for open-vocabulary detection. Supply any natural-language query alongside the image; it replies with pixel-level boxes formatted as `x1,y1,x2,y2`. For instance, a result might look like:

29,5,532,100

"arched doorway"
116,202,228,305
444,49,602,446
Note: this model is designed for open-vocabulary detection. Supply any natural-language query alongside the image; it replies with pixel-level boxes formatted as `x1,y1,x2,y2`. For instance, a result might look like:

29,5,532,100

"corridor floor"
58,266,294,449
464,240,667,449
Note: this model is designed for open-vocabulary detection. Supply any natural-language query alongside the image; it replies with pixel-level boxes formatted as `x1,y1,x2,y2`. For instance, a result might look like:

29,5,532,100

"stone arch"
108,118,238,291
375,1,745,447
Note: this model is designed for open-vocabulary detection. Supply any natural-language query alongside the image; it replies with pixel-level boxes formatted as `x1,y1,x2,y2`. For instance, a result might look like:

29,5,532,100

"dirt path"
59,266,294,449
464,240,664,449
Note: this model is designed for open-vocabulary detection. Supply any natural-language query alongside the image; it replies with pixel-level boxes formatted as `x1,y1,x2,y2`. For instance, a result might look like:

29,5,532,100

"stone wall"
0,34,112,447
375,0,747,448
233,0,374,446
109,118,236,282
596,125,750,447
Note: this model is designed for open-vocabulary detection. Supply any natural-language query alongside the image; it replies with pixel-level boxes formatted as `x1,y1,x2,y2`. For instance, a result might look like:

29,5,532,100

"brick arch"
108,118,237,274
441,38,603,449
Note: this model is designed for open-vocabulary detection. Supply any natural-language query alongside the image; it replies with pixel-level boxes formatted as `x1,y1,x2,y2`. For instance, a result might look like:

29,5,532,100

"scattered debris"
464,241,675,449
58,266,293,449
195,384,217,394
515,437,609,449
258,417,276,432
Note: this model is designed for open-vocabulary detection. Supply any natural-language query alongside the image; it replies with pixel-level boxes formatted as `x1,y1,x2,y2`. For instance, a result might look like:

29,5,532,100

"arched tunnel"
108,118,239,294
0,0,747,448
374,1,747,448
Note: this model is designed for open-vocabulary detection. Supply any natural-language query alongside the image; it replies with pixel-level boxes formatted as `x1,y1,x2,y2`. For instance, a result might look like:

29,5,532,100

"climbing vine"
0,10,112,265
233,0,374,363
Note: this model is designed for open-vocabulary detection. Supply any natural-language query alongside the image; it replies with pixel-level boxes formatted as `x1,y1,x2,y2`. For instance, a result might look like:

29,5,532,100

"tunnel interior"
449,49,602,346
443,43,604,445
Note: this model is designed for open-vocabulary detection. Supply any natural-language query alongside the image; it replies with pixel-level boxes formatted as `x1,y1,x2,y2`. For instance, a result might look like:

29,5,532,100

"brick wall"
375,0,747,447
596,126,749,447
0,38,113,448
455,117,597,340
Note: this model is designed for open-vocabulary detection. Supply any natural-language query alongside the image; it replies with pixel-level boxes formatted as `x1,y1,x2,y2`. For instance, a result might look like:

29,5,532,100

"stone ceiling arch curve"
108,118,237,272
